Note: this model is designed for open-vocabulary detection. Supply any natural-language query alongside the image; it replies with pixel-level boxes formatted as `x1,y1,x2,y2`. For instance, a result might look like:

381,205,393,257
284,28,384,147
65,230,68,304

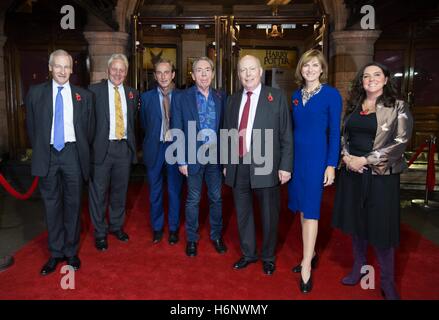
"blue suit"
171,86,226,242
140,88,183,233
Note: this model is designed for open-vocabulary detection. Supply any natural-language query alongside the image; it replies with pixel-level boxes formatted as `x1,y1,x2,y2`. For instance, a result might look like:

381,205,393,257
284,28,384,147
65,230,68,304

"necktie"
53,86,65,151
114,86,124,140
162,91,171,141
238,91,253,157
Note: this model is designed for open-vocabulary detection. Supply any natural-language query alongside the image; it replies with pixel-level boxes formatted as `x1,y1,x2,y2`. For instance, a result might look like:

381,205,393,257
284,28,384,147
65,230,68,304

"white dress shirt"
238,83,262,152
108,80,128,140
50,80,76,144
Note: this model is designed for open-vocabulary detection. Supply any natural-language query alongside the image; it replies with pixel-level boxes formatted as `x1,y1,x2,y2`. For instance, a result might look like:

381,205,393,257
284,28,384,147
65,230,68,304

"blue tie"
53,86,65,151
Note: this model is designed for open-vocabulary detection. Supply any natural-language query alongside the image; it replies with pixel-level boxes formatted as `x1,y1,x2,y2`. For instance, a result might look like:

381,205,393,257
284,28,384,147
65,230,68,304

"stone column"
330,30,381,105
0,35,8,155
83,31,130,83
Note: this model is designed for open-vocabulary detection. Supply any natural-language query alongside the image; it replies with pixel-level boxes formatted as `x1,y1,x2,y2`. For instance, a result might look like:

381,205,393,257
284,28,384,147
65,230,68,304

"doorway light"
184,24,200,29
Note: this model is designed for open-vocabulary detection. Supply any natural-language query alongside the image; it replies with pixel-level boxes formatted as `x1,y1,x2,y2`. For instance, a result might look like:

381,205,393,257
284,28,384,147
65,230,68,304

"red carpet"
0,183,438,300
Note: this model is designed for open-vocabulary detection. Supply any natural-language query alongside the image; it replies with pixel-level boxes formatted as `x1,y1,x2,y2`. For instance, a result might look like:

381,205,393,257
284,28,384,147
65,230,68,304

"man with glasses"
88,54,139,252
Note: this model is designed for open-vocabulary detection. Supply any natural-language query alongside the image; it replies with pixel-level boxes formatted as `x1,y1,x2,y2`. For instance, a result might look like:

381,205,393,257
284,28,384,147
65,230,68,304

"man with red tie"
222,55,293,275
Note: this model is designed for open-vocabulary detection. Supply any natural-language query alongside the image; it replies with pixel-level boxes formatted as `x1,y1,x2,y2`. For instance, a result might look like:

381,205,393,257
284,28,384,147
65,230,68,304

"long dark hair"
345,61,398,115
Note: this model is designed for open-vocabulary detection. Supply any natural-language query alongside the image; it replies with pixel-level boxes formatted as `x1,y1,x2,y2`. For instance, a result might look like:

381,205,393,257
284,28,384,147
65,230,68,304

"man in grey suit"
222,55,293,275
88,54,138,251
26,49,94,275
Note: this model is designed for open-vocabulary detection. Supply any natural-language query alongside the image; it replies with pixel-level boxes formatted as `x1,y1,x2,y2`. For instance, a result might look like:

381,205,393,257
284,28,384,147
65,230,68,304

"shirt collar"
243,83,261,96
108,80,123,90
52,80,70,90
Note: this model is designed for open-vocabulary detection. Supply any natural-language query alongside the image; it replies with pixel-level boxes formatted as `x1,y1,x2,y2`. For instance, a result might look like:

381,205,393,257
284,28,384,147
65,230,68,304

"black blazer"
25,81,94,180
222,85,294,189
88,80,139,164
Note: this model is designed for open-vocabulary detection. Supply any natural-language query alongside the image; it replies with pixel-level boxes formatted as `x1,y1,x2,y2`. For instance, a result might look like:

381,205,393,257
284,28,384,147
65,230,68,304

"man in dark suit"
222,55,293,275
26,49,94,275
140,59,183,245
172,56,227,257
88,54,138,251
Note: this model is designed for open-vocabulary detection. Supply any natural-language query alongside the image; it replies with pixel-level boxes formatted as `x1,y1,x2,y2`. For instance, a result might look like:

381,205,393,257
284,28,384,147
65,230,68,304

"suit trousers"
89,140,131,238
146,142,183,232
232,163,280,262
38,143,83,258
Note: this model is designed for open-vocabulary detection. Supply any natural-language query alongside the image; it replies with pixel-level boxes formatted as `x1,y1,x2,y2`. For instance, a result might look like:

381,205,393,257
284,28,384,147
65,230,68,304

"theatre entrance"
131,11,326,98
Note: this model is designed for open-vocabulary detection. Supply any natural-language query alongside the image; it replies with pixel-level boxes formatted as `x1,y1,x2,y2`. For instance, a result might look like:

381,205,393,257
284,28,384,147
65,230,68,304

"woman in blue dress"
288,49,342,293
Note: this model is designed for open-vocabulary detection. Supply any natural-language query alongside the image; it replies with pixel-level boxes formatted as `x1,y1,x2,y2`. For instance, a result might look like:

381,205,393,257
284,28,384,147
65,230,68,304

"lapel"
70,84,80,125
153,89,162,121
189,87,201,130
124,84,134,131
373,102,392,150
232,89,243,129
252,85,268,131
103,80,110,124
211,89,221,130
43,81,53,128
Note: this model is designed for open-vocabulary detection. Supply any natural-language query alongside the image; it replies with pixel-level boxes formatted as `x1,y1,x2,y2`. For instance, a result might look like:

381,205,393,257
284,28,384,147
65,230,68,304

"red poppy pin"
75,93,81,102
293,99,299,107
128,91,134,100
267,93,274,102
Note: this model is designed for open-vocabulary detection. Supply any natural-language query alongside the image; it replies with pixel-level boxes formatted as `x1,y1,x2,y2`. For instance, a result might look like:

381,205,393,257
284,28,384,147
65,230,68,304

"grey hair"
108,53,129,70
49,49,73,67
192,56,214,72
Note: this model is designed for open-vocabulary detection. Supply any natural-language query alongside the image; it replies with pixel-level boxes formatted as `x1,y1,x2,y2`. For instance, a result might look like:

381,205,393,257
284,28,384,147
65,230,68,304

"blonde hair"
108,53,129,70
295,49,328,86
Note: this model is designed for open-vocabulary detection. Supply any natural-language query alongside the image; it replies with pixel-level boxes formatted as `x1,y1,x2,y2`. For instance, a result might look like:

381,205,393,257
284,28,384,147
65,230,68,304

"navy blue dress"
287,84,342,219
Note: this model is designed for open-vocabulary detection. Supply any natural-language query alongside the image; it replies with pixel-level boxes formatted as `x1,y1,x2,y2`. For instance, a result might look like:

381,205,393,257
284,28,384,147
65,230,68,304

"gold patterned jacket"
341,99,414,175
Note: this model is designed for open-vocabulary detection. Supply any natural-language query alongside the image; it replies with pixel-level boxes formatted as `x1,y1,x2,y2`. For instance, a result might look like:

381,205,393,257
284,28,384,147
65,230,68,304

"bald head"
238,55,263,92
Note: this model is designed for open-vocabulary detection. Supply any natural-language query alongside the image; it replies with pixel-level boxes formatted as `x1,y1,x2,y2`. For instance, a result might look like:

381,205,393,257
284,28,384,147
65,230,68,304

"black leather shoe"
95,237,108,251
66,255,81,271
212,238,227,254
292,254,319,273
300,273,313,293
110,230,129,242
186,241,197,257
168,231,179,245
233,257,257,270
40,257,64,275
263,261,276,275
153,230,163,244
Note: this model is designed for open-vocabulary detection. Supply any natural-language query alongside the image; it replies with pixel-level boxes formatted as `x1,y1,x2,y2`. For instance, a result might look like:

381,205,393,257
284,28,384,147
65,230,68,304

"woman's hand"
323,166,335,186
347,156,368,173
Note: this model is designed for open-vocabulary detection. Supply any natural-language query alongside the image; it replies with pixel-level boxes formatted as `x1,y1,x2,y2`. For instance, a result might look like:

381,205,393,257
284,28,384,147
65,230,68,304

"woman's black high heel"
292,254,319,273
300,272,313,294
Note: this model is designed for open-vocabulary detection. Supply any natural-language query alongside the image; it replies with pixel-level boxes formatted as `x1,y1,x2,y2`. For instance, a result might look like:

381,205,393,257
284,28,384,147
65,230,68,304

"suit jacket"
171,85,226,175
222,85,294,188
140,87,180,168
88,80,139,164
25,81,94,180
341,99,413,175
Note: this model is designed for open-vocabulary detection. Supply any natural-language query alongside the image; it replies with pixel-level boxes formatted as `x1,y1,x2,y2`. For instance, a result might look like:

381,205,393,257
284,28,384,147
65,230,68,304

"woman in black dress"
332,62,413,300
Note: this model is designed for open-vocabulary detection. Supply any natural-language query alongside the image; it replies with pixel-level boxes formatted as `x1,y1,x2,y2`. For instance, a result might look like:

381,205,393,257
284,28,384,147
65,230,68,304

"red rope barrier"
427,140,437,192
407,142,428,168
0,174,39,200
